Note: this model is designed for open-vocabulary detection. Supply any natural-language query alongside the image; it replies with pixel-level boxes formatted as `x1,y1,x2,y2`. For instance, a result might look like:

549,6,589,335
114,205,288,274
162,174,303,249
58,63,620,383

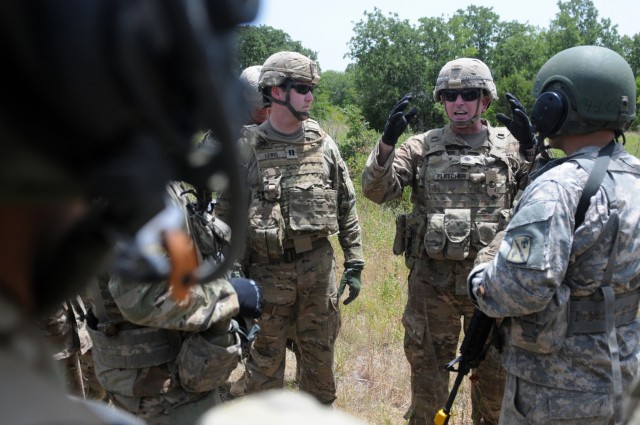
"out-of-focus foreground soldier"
87,181,263,425
222,51,365,405
0,0,258,424
469,45,639,425
37,297,106,400
361,58,534,425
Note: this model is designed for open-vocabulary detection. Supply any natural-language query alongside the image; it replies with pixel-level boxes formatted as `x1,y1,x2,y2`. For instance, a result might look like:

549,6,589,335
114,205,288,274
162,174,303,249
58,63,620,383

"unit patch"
506,235,531,264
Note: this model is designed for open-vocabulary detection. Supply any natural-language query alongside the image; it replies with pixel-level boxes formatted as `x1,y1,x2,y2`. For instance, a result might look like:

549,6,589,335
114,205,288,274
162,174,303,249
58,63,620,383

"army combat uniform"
471,143,640,424
87,181,242,425
37,297,105,399
235,119,365,404
362,122,528,424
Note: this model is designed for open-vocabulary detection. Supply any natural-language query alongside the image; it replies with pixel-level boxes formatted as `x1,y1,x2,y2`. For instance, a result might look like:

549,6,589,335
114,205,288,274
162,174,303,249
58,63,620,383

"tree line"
236,0,640,135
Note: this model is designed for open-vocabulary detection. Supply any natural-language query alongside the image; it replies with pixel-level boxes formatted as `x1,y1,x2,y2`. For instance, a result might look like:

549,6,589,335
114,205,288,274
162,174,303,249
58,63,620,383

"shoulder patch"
506,235,532,264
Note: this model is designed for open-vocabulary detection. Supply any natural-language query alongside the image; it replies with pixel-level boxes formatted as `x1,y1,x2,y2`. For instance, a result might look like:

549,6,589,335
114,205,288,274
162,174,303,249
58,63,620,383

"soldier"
468,45,639,425
361,58,534,424
224,51,365,405
0,0,258,423
240,65,272,126
87,181,263,425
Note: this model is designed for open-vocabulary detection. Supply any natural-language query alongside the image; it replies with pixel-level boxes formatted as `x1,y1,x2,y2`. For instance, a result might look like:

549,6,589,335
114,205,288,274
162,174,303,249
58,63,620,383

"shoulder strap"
574,141,615,229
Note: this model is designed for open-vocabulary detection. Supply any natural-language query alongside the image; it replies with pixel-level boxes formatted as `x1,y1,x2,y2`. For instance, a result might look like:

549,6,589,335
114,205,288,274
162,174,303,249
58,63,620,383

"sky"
250,0,638,72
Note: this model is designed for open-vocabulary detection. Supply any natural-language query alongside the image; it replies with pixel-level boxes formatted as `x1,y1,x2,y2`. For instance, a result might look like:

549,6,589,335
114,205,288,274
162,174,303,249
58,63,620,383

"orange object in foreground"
163,230,199,302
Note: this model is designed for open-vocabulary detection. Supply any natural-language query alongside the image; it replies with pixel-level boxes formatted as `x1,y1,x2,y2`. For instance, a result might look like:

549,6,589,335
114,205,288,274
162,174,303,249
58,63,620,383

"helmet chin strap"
264,82,309,121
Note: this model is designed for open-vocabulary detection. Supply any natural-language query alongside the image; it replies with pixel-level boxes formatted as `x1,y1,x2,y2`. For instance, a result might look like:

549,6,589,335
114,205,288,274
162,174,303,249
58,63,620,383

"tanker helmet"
530,45,636,138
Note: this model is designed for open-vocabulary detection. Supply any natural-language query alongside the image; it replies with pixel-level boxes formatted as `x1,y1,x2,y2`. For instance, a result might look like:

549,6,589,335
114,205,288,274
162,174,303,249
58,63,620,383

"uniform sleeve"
361,136,421,204
325,137,364,268
474,178,576,318
109,275,240,333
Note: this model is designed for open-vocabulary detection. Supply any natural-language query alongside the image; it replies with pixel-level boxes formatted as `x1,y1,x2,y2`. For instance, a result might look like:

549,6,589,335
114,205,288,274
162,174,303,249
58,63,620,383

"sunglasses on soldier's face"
441,89,482,102
289,83,315,95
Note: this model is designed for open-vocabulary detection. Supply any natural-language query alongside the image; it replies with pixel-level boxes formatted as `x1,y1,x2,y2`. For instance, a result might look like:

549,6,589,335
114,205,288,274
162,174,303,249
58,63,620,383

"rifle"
434,309,496,425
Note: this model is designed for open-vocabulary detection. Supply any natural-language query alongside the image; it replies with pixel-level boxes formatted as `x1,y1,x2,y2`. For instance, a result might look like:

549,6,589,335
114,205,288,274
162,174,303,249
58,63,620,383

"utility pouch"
507,284,570,354
177,332,241,393
443,209,471,261
473,221,499,248
424,213,446,259
287,188,338,235
393,214,407,255
261,167,282,201
247,197,285,264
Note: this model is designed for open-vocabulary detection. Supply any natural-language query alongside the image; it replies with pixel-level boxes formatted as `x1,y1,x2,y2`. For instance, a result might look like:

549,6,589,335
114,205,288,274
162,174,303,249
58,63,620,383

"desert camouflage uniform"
471,143,640,424
228,119,364,404
38,297,105,399
362,122,527,424
87,181,241,425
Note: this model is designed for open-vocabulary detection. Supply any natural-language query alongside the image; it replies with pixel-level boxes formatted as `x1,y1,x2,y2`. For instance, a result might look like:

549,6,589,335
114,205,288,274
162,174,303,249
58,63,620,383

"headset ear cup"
531,91,568,137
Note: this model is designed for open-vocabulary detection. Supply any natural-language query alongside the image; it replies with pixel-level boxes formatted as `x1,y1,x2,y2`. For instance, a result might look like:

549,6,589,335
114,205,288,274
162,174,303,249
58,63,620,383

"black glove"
229,277,263,318
337,267,362,305
496,93,537,151
381,94,418,147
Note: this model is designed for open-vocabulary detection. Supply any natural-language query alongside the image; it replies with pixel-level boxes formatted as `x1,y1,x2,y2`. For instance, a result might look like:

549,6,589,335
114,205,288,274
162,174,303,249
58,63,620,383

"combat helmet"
258,51,320,89
530,45,636,138
259,51,320,120
240,65,270,109
433,58,498,101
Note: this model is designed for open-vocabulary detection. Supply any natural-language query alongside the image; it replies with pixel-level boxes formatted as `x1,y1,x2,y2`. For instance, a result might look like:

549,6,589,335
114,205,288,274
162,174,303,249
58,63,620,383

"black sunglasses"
288,83,315,95
441,89,483,102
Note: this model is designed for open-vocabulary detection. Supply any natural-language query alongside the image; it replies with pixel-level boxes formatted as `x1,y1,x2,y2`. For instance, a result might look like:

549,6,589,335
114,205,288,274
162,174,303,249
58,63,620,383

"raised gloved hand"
496,93,537,151
381,94,418,147
229,277,264,318
337,267,362,305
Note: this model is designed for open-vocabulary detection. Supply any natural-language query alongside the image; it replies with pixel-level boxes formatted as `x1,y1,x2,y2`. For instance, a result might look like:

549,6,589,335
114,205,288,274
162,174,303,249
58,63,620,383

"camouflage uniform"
37,297,105,399
217,51,364,405
470,46,639,425
471,144,640,424
363,118,527,424
87,181,242,425
234,117,364,405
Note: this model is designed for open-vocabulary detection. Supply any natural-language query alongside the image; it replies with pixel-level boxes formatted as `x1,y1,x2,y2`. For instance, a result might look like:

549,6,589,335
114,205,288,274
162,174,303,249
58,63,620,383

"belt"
567,289,640,336
251,237,327,264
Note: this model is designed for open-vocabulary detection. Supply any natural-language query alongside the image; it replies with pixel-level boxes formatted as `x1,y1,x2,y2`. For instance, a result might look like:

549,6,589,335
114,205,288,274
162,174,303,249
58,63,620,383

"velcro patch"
506,235,531,264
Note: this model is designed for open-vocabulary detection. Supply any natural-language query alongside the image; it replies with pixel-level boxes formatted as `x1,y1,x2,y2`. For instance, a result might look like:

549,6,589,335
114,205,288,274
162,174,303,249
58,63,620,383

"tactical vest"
246,119,339,264
399,127,518,262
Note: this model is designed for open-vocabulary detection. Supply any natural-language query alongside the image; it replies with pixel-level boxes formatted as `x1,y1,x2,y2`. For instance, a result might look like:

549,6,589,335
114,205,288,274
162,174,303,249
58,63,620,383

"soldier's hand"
230,278,264,318
338,268,362,305
381,94,418,147
496,93,537,151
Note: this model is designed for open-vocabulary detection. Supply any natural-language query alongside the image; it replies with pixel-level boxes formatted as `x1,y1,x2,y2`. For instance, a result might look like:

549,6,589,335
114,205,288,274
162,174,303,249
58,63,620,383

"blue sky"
251,0,638,72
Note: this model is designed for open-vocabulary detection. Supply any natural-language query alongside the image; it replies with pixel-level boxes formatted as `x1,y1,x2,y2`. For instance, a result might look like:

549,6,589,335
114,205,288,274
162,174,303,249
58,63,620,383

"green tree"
347,9,430,132
235,25,317,71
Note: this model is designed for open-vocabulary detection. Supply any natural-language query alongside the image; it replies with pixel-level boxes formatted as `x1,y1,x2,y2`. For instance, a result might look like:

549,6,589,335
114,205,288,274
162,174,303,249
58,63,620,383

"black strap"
574,141,615,229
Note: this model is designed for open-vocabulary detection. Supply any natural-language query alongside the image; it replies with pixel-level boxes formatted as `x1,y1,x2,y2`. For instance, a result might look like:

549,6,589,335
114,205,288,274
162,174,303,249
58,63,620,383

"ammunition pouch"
424,209,471,261
247,197,285,264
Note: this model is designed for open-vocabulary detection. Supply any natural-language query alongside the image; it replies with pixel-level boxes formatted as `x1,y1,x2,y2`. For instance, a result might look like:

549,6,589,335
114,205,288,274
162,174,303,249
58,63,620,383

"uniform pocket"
177,332,241,393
